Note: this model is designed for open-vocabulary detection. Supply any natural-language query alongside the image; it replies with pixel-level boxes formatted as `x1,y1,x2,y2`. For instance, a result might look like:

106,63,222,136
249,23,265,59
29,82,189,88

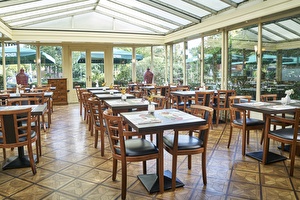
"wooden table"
120,109,206,193
0,104,47,169
233,100,300,164
103,98,157,115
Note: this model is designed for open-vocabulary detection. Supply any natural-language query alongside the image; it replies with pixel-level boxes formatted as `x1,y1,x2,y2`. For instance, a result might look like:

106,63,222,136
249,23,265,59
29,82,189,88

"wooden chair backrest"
21,92,46,104
103,111,136,157
260,94,277,102
215,89,236,109
229,95,252,120
7,98,40,106
0,107,32,147
194,91,214,107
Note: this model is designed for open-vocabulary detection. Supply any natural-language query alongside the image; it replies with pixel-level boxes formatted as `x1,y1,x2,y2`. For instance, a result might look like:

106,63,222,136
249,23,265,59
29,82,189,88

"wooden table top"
120,108,206,134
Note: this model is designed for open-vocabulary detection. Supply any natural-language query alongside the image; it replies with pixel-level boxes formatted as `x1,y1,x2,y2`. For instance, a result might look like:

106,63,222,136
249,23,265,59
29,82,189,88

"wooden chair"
155,85,171,108
228,96,265,156
103,111,160,200
0,94,10,106
21,92,49,130
186,90,214,113
263,108,300,176
75,86,82,115
0,107,38,174
152,95,166,110
81,91,93,135
7,97,41,156
88,97,106,156
260,94,277,102
213,90,236,127
170,86,190,111
163,105,213,190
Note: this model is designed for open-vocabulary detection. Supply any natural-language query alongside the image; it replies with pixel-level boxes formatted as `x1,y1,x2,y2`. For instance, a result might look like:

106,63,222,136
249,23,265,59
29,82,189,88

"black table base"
246,151,286,164
2,155,37,170
137,170,184,193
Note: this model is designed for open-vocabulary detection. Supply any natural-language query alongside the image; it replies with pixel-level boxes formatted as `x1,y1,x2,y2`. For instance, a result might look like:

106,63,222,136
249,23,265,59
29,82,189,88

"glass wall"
172,42,184,85
203,34,222,90
186,38,201,89
152,46,166,86
40,45,62,84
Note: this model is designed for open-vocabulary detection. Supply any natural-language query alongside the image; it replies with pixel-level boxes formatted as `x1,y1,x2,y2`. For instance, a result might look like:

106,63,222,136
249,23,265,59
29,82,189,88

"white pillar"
256,23,262,101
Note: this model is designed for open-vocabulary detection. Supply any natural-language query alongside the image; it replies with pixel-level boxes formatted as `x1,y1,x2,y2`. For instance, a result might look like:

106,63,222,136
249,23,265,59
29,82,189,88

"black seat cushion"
0,130,36,143
163,135,203,150
270,128,300,141
116,138,158,156
233,118,264,126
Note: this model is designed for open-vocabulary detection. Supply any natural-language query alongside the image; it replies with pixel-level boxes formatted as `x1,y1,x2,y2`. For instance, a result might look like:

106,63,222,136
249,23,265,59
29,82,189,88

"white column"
132,47,136,82
169,44,173,84
256,23,262,101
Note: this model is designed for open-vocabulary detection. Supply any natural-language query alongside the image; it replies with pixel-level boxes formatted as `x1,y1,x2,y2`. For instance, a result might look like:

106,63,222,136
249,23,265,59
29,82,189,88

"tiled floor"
0,103,299,199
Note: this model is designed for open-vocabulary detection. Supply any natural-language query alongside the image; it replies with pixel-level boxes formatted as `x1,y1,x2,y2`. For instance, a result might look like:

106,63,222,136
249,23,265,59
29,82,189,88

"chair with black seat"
263,108,300,176
0,107,38,174
185,90,214,114
170,85,190,110
163,105,213,190
7,97,41,155
260,94,288,131
103,111,160,200
88,97,106,156
213,89,236,127
21,92,49,130
228,96,265,156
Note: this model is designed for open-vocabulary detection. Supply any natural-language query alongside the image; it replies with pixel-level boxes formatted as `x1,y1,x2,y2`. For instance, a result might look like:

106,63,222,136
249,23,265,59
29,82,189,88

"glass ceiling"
0,0,299,44
0,0,248,34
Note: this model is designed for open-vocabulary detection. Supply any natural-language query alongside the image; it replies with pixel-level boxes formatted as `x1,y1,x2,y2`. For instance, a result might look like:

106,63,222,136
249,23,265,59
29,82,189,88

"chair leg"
27,144,37,175
2,148,6,160
216,110,219,127
242,129,247,156
171,154,178,190
227,126,233,148
112,159,117,181
260,129,264,145
121,159,127,200
94,129,98,148
289,145,296,176
100,129,105,157
202,153,207,185
143,161,147,174
188,155,192,169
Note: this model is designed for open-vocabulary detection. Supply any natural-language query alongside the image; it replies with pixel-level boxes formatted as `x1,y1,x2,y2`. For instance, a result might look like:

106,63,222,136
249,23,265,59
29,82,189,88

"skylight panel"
99,0,178,29
264,24,299,40
160,0,210,17
0,0,71,14
278,19,300,35
96,7,170,33
192,0,230,11
113,0,190,25
262,29,285,41
10,7,92,26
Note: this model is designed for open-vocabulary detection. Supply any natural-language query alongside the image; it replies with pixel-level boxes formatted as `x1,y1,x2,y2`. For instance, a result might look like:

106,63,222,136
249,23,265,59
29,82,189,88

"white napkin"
138,119,162,125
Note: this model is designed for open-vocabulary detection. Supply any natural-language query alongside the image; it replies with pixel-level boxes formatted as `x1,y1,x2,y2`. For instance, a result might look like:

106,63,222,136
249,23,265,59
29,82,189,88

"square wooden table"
233,100,300,164
120,109,206,193
103,98,157,115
